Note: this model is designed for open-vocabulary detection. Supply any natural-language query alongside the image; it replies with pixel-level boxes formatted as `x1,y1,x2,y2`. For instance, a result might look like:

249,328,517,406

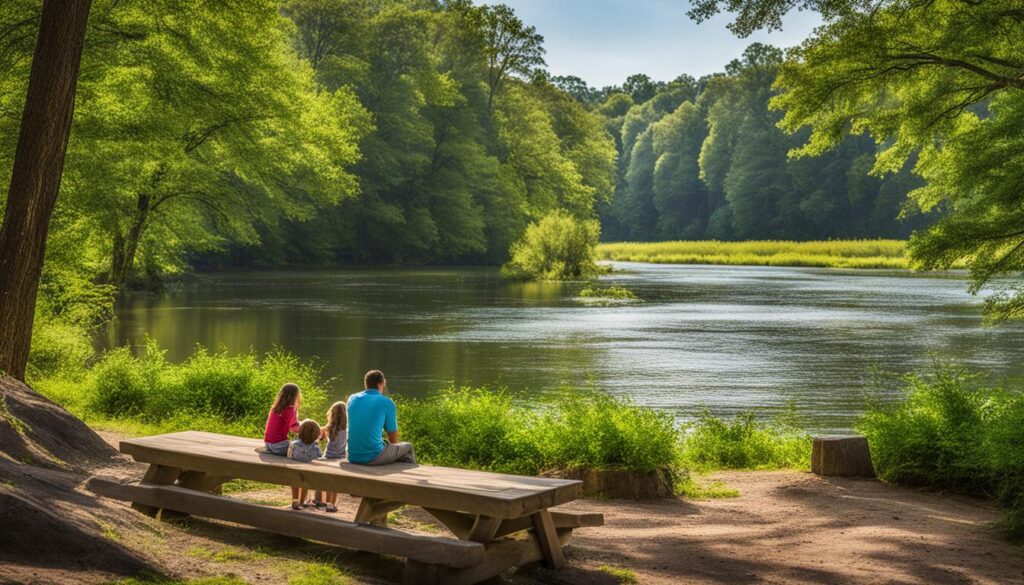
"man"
346,369,416,465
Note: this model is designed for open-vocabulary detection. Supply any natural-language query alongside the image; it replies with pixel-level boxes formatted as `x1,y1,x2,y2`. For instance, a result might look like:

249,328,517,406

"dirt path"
539,471,1024,585
8,431,1021,585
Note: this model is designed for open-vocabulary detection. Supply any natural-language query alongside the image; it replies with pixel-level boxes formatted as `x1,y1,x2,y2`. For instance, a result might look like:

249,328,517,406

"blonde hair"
324,401,347,441
271,383,301,414
298,419,321,445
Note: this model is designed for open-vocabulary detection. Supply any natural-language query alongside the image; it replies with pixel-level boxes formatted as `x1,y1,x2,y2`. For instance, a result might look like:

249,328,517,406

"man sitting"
346,369,416,465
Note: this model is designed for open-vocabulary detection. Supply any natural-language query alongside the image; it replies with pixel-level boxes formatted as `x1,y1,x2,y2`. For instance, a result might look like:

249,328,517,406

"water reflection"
103,263,1024,433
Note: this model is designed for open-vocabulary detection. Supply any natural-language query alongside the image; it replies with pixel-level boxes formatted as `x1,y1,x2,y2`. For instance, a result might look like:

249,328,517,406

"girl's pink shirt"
264,405,298,443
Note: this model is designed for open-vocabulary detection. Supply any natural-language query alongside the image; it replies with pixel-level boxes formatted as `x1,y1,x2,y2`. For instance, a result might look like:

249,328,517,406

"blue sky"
481,0,820,88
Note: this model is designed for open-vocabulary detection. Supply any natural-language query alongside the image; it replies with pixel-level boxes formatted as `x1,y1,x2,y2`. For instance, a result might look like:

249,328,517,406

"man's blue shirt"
346,388,397,463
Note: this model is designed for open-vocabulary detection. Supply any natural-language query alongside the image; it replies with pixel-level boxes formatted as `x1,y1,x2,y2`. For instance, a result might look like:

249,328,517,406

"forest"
0,0,934,297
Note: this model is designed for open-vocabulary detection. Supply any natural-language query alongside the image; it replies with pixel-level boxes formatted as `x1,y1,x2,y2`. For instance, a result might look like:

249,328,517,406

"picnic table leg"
131,464,182,517
354,497,404,526
531,509,566,569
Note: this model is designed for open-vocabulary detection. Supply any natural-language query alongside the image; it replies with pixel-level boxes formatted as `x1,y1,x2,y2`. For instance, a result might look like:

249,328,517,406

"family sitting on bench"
263,369,416,512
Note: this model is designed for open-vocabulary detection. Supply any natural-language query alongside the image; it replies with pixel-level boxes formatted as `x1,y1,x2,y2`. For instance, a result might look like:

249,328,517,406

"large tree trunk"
0,0,92,380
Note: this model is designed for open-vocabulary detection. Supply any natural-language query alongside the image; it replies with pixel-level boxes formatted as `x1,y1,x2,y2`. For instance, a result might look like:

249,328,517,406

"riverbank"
595,240,909,269
9,430,1021,585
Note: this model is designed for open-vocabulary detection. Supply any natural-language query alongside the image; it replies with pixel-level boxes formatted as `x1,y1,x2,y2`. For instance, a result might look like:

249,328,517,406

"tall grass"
596,239,908,269
35,338,328,437
681,409,812,470
398,388,679,474
858,366,1024,539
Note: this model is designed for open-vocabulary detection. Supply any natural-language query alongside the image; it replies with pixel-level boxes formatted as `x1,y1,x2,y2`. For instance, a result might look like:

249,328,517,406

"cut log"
811,435,875,478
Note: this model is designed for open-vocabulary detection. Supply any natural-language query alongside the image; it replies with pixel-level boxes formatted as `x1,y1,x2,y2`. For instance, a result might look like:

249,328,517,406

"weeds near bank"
681,409,812,470
579,284,637,300
595,239,908,269
858,365,1024,540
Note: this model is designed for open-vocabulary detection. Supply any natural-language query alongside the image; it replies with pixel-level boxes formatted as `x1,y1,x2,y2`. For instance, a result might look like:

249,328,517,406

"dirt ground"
4,430,1023,585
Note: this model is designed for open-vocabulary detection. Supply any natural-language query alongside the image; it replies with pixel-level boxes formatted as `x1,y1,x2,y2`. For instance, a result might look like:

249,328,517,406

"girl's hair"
298,419,321,444
271,383,301,414
324,401,347,441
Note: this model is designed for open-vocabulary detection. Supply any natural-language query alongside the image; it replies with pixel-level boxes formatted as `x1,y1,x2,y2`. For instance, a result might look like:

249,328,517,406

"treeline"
0,0,615,292
561,44,934,242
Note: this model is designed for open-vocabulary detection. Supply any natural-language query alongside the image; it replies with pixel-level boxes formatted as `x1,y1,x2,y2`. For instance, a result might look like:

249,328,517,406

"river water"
103,262,1024,432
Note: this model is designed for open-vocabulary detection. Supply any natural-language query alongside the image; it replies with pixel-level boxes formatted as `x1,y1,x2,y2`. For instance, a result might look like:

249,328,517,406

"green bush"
399,388,680,474
26,315,95,380
503,209,601,280
681,409,812,470
858,365,1024,539
83,339,327,433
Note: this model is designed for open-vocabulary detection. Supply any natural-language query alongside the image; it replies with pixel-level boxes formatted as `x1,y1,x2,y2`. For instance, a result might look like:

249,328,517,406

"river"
102,262,1024,432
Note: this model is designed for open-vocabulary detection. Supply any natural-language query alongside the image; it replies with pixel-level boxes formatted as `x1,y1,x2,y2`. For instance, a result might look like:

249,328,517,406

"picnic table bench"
86,431,602,584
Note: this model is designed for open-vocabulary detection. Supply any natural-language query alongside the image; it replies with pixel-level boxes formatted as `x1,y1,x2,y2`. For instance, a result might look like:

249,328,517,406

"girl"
287,419,322,510
319,401,347,513
264,383,301,455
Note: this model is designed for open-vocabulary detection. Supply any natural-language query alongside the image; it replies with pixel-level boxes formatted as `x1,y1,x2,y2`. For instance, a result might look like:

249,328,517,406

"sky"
480,0,821,88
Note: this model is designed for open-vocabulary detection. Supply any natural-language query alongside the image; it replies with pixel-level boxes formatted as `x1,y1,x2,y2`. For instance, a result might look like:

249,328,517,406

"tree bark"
0,0,92,380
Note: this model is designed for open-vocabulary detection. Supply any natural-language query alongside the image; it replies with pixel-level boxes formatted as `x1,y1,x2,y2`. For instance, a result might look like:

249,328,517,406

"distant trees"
691,0,1024,320
592,43,930,243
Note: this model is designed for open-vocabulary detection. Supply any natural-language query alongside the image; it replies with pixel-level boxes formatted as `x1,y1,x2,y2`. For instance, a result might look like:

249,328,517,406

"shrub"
27,315,94,380
681,409,812,470
83,339,327,432
399,388,680,474
579,285,637,300
503,209,601,280
858,365,1024,539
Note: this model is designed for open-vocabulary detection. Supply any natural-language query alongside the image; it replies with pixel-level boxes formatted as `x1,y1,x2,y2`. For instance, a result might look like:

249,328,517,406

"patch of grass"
579,285,637,300
0,394,29,435
676,474,740,499
0,479,14,490
858,365,1024,540
187,545,267,563
286,562,351,585
399,388,680,475
596,239,909,269
222,479,280,494
681,409,812,471
596,564,638,584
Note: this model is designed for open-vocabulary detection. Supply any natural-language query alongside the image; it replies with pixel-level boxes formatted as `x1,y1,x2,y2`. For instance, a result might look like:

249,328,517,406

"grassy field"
595,240,909,269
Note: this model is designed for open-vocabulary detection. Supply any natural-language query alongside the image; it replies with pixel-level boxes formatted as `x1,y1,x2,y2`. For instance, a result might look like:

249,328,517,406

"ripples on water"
103,263,1024,432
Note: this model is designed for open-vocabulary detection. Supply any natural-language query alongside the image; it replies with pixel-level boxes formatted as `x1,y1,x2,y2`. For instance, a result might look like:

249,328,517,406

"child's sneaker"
325,504,337,513
291,500,302,511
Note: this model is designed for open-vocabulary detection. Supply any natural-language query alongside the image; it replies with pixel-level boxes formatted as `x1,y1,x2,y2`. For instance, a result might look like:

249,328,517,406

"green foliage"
398,388,679,474
675,473,740,499
287,563,351,585
579,285,637,300
596,239,909,269
503,209,601,280
79,340,327,435
858,365,1024,538
596,564,638,584
26,315,94,381
769,0,1024,320
681,409,812,470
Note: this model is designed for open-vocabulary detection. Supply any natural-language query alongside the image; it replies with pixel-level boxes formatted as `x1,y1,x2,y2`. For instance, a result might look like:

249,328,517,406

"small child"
319,401,347,513
287,419,322,510
264,383,301,455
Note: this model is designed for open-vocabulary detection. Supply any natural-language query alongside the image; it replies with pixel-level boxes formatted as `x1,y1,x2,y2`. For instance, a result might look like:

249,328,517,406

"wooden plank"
162,470,231,520
423,508,474,539
86,478,484,568
493,509,604,539
132,464,181,517
466,515,502,543
531,509,566,569
119,431,580,519
406,529,574,585
354,497,404,526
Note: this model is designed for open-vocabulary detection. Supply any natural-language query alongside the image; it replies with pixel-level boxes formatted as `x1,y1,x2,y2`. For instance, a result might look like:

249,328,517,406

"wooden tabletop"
121,431,581,519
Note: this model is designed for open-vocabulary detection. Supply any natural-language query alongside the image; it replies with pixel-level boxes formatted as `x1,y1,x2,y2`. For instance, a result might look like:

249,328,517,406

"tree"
767,0,1024,319
651,101,708,239
476,3,545,109
0,0,91,380
502,209,600,280
623,73,659,104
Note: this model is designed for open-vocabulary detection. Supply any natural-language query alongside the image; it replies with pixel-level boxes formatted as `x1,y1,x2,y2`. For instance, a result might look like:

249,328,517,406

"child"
319,401,347,513
287,419,322,510
264,383,301,455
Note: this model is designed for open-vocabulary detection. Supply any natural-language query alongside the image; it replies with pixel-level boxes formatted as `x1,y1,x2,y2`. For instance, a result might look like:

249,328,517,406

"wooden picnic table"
87,431,602,584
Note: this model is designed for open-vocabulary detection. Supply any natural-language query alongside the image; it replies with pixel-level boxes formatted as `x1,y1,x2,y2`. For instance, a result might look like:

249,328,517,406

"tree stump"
811,435,875,478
